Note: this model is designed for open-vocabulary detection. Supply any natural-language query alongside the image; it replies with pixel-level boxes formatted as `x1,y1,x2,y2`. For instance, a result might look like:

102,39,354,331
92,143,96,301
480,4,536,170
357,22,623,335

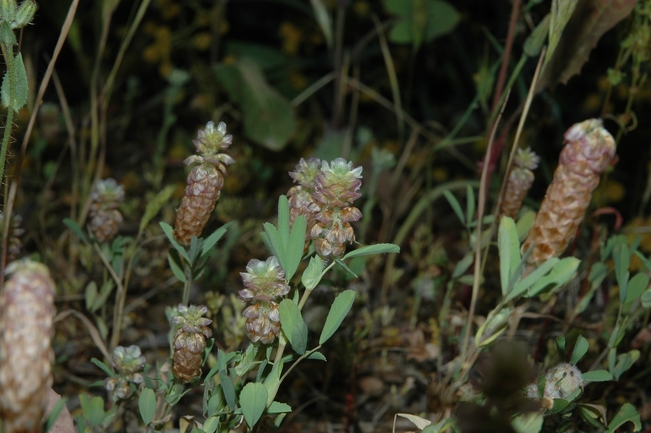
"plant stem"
182,262,194,305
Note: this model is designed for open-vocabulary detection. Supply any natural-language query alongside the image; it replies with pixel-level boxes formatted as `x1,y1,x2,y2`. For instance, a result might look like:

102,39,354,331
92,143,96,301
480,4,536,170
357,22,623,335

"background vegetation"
3,0,651,431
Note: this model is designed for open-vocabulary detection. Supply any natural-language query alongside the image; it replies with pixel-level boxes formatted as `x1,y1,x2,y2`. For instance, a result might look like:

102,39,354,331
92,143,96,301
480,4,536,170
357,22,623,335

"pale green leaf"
140,185,175,233
138,388,156,425
570,335,589,364
215,58,296,150
160,222,190,262
279,299,308,354
498,216,521,297
240,382,268,428
443,190,465,224
309,0,332,47
319,290,355,345
605,403,641,433
582,369,613,383
302,256,324,291
625,272,649,303
267,401,292,414
342,243,400,259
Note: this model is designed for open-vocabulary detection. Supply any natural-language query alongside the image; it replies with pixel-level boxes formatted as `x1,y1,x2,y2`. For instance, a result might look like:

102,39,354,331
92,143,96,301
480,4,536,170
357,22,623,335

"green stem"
0,44,15,192
182,262,193,305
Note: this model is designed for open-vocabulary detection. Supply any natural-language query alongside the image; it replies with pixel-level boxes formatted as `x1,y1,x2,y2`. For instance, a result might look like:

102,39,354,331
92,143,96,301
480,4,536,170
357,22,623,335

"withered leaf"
537,0,637,91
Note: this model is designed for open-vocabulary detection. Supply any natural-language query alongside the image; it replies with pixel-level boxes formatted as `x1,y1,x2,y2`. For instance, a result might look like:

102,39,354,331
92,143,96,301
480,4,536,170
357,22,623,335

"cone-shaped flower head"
89,178,125,242
174,121,235,245
104,345,146,400
0,211,25,261
171,304,212,382
310,158,363,258
522,119,615,267
239,256,291,302
238,257,290,344
0,260,56,433
287,157,322,251
499,147,540,220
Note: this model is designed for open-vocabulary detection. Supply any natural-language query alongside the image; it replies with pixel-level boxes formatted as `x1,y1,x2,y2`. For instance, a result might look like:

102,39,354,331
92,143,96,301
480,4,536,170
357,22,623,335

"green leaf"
555,336,566,361
523,13,550,56
240,382,268,428
79,394,105,428
612,350,640,381
91,358,115,377
285,213,306,281
515,210,536,241
307,351,327,361
215,58,296,151
634,251,651,272
465,185,476,225
508,258,558,301
263,222,282,258
582,369,613,383
386,0,460,46
219,371,236,410
334,257,358,278
279,299,308,355
452,251,474,279
263,359,283,406
234,343,258,377
63,218,88,242
0,22,17,46
160,222,190,262
625,272,649,303
526,257,580,297
302,256,324,291
1,53,28,111
44,395,68,433
570,335,589,364
512,411,544,433
202,416,220,433
201,221,233,258
138,388,156,425
267,401,292,414
167,250,187,283
319,290,355,345
140,185,175,233
615,244,630,302
498,216,521,297
443,190,465,224
642,288,651,309
605,403,641,433
342,243,400,259
309,0,332,47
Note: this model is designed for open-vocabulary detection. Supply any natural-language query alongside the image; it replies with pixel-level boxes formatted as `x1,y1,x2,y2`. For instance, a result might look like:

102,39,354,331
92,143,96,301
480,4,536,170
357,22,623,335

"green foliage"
215,58,296,151
384,0,460,49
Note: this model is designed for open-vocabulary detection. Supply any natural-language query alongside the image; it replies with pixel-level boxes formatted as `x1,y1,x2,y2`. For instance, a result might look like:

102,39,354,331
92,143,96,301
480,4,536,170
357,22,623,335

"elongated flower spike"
171,304,213,382
522,119,615,268
498,147,540,221
0,260,56,433
89,178,125,242
239,256,290,344
173,121,235,245
309,158,363,259
287,157,322,252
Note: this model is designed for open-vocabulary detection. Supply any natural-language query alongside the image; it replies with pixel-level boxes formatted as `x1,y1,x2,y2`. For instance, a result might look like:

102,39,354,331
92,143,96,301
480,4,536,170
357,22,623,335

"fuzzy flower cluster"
525,362,585,410
89,178,125,242
174,121,235,245
239,256,291,344
287,157,363,258
104,345,147,401
171,304,213,382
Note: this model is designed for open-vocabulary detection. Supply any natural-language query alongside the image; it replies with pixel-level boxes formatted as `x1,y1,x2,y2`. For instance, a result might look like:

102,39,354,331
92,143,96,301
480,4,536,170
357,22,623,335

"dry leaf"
537,0,637,91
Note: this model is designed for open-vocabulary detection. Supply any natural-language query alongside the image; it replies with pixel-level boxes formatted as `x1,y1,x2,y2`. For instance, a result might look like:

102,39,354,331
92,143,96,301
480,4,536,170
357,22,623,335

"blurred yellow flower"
156,0,180,20
193,32,212,51
279,21,302,55
354,0,370,17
